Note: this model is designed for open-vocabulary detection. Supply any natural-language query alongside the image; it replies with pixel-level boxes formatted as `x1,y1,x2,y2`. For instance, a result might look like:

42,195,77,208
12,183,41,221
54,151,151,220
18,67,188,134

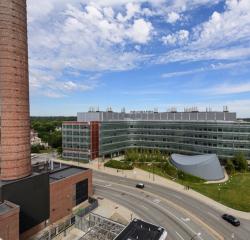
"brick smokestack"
0,0,32,180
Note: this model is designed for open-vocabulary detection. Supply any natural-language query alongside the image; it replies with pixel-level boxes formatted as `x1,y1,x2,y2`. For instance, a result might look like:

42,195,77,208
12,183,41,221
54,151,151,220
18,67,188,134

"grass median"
188,173,250,212
104,159,250,211
136,164,250,212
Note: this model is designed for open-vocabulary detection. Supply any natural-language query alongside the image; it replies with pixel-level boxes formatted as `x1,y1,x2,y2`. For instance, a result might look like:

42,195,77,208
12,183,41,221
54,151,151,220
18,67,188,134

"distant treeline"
31,116,76,121
30,116,76,150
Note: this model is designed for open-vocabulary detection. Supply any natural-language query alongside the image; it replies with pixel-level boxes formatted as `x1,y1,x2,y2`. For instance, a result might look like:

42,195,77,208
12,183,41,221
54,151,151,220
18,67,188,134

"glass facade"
100,121,250,159
62,119,250,161
62,122,90,162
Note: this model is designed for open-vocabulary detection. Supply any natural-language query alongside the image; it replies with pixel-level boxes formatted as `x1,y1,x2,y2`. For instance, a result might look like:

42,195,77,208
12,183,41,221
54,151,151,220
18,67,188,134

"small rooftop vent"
107,106,113,112
88,106,95,112
169,107,177,113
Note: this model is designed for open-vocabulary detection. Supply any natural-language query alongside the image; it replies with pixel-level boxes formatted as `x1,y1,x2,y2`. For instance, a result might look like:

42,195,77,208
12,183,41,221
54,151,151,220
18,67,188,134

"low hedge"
104,160,134,170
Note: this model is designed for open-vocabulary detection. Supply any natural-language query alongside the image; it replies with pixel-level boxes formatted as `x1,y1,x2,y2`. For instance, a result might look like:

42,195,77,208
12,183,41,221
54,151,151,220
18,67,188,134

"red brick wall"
0,0,32,180
90,122,99,159
49,169,93,223
20,222,46,240
0,201,20,240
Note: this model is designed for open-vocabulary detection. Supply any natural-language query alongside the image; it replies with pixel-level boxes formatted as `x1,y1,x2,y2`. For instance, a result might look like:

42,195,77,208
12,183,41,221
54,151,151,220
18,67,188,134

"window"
75,179,88,206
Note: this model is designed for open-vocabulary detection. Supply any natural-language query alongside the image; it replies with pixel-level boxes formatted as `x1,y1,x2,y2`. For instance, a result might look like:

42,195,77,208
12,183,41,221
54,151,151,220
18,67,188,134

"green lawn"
138,164,250,212
189,173,250,212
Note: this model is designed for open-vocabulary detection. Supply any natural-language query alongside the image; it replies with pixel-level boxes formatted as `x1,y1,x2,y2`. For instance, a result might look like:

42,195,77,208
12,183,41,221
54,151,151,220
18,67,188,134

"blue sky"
27,0,250,117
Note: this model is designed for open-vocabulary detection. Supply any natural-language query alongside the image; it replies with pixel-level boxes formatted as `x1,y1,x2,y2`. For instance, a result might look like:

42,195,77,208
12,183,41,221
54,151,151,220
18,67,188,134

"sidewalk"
55,159,250,220
93,195,138,225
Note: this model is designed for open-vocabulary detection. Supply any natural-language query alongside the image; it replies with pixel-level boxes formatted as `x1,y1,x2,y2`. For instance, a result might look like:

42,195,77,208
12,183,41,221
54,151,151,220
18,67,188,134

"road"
93,171,250,240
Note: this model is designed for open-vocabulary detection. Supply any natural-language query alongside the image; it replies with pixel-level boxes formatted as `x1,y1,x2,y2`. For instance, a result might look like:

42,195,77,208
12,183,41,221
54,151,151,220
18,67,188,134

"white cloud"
43,91,66,99
162,30,189,45
27,0,245,99
161,60,250,78
27,1,156,97
128,19,153,44
117,2,141,22
164,100,250,118
208,82,250,95
158,0,250,64
162,68,205,78
192,0,250,48
166,12,181,23
29,68,98,98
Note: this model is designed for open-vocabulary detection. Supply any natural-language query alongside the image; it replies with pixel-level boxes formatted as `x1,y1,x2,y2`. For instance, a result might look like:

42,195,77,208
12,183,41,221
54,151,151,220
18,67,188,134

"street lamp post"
153,163,155,181
218,186,221,201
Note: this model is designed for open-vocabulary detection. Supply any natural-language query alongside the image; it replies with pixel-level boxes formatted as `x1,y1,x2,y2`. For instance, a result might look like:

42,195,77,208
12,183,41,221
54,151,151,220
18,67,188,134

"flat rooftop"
115,219,167,240
19,160,90,183
49,163,89,183
77,110,237,122
0,201,19,215
49,166,86,182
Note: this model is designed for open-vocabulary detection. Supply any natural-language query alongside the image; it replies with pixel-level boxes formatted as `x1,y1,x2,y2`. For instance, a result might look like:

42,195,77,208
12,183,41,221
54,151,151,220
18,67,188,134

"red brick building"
19,163,93,240
0,201,19,240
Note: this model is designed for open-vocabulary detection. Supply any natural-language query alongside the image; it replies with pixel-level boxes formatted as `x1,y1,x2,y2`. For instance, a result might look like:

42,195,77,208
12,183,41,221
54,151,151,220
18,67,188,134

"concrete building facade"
62,110,250,161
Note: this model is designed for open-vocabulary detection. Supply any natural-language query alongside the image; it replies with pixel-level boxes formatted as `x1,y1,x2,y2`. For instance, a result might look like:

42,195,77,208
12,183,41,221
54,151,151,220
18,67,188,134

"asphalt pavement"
93,171,250,240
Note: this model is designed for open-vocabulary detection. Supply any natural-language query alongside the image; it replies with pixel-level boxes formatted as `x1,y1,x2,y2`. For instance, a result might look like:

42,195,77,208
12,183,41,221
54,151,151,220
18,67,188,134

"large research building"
62,108,250,162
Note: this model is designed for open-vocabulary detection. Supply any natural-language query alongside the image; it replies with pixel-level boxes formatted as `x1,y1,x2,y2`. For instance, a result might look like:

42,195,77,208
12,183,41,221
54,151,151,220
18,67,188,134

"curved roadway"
93,171,250,240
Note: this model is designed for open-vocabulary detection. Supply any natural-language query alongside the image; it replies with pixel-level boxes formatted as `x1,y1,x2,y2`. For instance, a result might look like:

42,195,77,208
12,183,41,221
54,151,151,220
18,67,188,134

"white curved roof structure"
171,154,224,181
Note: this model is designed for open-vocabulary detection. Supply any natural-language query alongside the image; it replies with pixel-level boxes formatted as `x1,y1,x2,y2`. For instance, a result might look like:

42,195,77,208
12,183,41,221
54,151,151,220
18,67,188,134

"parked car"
222,214,240,226
136,183,145,189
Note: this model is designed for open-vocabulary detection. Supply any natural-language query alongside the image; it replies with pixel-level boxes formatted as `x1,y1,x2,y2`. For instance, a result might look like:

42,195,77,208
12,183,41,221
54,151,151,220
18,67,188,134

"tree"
232,152,248,172
57,147,63,156
225,159,235,174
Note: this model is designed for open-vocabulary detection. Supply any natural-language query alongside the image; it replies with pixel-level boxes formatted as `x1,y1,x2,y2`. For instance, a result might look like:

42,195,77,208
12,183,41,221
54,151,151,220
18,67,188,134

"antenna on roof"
170,107,177,113
89,106,94,112
107,106,113,112
223,106,229,112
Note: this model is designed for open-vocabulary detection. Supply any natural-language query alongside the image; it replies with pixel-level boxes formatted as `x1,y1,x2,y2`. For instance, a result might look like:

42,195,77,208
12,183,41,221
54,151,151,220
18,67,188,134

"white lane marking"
176,231,185,240
181,217,190,222
173,194,182,200
104,184,112,187
141,205,148,210
95,184,204,240
153,199,161,204
207,212,220,220
119,179,127,182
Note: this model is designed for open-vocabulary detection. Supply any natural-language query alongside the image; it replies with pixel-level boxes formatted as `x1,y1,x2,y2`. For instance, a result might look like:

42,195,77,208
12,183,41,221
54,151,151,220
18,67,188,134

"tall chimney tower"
0,0,32,180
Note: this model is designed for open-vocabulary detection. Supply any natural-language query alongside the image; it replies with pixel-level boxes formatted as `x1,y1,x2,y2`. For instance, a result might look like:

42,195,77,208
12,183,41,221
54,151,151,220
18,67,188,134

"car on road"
136,183,144,189
222,214,240,226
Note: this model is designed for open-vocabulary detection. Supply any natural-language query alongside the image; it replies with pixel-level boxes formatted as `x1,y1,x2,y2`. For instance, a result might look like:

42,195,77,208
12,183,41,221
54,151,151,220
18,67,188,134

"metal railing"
75,197,98,218
35,197,98,240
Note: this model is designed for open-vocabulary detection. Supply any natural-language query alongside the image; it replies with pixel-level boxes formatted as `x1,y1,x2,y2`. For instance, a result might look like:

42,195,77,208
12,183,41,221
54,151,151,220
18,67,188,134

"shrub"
225,159,235,174
104,160,134,170
232,152,248,172
31,144,45,153
177,170,205,183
